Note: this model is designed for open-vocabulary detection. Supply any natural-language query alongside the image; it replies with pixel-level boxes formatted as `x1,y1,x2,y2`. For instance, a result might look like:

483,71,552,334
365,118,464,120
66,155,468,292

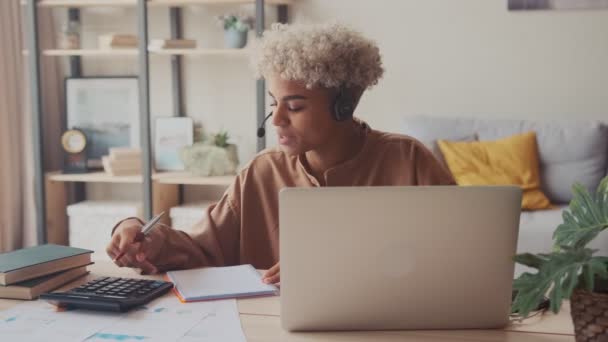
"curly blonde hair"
251,22,384,90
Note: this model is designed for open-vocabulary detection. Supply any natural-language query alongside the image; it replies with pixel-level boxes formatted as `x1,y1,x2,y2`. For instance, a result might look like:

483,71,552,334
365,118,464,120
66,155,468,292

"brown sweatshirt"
115,123,455,271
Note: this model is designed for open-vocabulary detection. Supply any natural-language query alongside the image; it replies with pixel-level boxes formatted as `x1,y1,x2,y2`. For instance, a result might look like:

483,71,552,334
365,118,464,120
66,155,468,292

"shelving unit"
149,48,250,56
47,171,235,186
25,0,292,7
48,171,144,183
24,0,289,244
43,49,138,56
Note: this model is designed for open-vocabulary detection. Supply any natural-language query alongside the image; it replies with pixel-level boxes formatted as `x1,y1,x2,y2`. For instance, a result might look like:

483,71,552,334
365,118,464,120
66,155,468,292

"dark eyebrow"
268,91,307,101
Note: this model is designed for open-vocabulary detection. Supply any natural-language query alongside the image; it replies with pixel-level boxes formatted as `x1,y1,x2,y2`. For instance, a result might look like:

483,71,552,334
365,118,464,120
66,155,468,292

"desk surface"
0,261,575,342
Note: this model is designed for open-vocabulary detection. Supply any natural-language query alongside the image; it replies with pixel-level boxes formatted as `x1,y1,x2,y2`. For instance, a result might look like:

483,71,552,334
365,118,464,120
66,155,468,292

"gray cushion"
401,116,608,203
399,118,477,165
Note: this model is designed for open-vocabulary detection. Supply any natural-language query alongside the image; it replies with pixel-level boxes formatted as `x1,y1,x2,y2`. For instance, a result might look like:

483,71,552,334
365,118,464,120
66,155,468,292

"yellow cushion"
437,131,551,210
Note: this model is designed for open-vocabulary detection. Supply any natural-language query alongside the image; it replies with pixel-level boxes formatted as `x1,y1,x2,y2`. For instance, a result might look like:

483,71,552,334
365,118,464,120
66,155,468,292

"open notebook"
166,264,279,302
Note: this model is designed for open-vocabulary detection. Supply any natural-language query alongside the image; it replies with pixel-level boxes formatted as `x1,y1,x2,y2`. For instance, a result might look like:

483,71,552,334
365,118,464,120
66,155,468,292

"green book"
0,244,92,285
0,265,89,300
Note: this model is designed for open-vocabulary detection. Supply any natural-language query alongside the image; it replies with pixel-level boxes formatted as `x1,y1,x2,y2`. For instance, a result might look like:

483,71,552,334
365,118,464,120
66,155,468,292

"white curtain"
0,0,64,252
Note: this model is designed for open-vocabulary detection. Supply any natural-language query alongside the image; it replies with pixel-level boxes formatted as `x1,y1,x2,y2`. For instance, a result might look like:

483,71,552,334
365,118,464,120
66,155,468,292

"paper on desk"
167,264,278,301
0,296,246,342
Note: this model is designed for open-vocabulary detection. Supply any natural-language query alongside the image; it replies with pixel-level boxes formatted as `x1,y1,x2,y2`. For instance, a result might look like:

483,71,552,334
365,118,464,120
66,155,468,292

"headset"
332,86,356,122
257,86,356,137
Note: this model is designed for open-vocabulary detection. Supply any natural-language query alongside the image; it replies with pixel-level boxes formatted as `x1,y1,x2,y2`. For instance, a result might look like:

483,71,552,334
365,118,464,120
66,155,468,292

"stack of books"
98,34,138,49
149,39,197,50
0,244,93,300
102,147,142,176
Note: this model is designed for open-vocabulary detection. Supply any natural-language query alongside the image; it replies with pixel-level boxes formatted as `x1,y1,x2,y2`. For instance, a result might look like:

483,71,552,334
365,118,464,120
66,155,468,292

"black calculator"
40,277,174,312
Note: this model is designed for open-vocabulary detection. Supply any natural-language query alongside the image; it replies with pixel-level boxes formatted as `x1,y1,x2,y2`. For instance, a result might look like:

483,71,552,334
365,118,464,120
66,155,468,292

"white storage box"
67,200,142,260
169,201,214,233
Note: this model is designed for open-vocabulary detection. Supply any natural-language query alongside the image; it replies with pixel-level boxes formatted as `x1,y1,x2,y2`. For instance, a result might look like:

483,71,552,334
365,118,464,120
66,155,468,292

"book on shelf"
0,244,93,286
103,156,141,170
102,156,141,176
149,39,197,50
0,265,89,300
98,34,138,49
109,147,141,161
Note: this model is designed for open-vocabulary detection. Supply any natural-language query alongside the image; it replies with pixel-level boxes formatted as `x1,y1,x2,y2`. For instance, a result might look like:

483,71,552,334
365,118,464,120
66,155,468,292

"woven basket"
570,289,608,342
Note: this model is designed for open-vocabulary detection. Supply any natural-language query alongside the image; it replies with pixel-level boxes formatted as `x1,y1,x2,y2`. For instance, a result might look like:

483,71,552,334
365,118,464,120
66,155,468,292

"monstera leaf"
512,248,608,317
553,177,608,249
512,176,608,318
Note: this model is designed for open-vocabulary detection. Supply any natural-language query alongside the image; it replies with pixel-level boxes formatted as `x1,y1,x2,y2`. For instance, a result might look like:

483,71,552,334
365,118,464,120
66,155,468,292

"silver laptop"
279,186,521,331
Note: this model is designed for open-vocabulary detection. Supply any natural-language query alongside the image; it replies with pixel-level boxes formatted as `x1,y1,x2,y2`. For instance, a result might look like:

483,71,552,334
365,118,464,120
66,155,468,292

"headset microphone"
257,112,273,138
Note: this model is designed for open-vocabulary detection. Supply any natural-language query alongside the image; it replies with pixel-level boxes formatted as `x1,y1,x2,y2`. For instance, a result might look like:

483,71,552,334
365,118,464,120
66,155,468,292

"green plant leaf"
553,177,608,249
512,248,595,317
513,176,608,319
512,253,546,268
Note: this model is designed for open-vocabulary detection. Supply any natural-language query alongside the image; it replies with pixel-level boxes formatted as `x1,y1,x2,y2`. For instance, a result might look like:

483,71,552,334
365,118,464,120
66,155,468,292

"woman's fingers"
263,262,279,277
263,262,280,284
264,272,280,284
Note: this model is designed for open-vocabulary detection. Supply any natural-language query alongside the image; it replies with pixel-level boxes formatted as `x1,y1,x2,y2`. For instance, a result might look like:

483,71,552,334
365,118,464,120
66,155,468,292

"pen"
113,212,165,262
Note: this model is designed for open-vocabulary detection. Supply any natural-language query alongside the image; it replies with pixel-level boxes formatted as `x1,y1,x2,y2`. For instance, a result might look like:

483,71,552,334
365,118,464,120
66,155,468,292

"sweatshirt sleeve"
113,177,242,272
412,141,457,186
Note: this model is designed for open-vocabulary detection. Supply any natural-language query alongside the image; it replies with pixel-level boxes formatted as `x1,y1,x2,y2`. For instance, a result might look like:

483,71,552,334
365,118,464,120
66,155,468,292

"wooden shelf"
47,171,143,184
28,0,292,8
34,0,137,7
148,0,293,5
34,49,247,57
47,171,235,186
149,48,249,56
155,172,235,186
43,49,138,56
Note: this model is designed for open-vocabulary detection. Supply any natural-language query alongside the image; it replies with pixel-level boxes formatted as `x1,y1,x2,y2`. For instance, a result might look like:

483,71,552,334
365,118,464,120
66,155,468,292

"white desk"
0,262,575,341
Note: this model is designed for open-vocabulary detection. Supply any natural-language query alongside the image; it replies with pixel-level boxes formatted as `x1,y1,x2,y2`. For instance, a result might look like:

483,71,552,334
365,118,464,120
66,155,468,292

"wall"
53,0,608,202
290,0,608,132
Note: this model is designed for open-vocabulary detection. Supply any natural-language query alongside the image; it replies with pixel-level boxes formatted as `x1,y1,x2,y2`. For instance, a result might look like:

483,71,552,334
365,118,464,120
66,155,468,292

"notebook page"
167,264,278,300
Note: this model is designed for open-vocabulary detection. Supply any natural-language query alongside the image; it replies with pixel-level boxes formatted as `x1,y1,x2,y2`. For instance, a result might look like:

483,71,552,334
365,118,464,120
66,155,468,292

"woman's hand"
262,262,280,284
106,218,162,274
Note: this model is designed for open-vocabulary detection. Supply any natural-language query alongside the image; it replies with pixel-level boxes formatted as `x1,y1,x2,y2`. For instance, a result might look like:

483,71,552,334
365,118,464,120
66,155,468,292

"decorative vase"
225,143,239,167
224,28,248,49
570,289,608,342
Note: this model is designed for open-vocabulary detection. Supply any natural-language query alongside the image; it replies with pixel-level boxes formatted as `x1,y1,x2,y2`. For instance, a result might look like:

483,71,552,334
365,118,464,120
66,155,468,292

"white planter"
224,28,248,49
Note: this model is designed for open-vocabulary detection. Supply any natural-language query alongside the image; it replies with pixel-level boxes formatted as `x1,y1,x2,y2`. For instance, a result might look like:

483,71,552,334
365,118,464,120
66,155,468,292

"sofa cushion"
438,132,552,210
401,116,608,203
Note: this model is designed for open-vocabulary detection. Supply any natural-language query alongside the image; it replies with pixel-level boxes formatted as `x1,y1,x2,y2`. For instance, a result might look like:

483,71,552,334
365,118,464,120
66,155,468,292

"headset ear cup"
333,92,354,122
333,96,344,121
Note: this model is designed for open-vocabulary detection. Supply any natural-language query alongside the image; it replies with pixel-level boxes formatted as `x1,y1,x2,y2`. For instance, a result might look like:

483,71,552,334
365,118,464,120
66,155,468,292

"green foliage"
553,177,608,249
213,131,230,148
217,14,253,32
511,176,608,318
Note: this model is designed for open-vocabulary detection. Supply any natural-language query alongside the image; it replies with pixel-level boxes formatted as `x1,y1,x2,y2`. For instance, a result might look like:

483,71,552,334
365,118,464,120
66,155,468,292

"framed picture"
154,117,193,171
508,0,608,10
66,77,139,169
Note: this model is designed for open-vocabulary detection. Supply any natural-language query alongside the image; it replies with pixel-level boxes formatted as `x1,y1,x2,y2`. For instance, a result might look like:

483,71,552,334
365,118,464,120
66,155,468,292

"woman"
106,23,455,284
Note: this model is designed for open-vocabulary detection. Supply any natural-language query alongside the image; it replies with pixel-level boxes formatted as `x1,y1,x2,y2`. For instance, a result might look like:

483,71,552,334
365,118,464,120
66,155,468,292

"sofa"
400,116,608,276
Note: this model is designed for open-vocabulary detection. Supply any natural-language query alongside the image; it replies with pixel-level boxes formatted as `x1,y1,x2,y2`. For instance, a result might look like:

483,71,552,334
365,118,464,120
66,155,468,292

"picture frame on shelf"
65,76,140,169
154,116,193,171
508,0,608,10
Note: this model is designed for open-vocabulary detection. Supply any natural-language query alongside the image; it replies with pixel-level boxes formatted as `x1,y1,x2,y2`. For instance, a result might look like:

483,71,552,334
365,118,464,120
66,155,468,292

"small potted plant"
180,129,238,177
217,14,254,49
512,176,608,341
213,130,239,168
